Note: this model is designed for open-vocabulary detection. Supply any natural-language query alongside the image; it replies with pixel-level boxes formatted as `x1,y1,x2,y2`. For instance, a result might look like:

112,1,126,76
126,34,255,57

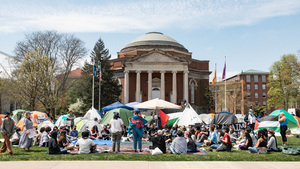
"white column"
148,70,153,100
172,70,177,104
184,70,189,103
124,70,129,104
136,70,141,102
160,70,165,100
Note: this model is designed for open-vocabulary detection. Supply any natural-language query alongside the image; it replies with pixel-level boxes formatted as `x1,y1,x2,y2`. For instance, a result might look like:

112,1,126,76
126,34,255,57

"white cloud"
1,0,300,33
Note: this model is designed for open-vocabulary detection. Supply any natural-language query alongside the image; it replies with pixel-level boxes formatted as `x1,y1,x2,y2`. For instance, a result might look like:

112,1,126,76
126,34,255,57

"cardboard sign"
27,129,38,138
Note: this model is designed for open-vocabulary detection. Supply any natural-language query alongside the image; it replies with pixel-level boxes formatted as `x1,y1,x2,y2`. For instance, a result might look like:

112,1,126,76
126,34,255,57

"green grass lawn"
0,136,299,161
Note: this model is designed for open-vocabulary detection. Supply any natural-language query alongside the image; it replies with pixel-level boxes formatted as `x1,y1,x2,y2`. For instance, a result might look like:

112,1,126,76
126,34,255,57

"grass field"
0,136,299,161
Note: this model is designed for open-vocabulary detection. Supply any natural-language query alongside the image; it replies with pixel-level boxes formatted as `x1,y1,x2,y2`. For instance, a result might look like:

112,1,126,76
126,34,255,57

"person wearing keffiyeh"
128,109,147,152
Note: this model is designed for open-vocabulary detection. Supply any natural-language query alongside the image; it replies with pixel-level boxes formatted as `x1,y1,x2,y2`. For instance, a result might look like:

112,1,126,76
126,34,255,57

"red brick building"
109,32,211,108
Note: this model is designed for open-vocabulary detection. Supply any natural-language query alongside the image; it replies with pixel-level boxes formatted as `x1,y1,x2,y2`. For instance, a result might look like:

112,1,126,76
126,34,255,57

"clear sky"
1,0,300,81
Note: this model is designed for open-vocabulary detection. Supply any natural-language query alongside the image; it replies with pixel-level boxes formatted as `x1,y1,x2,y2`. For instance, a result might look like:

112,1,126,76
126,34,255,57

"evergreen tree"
71,38,122,111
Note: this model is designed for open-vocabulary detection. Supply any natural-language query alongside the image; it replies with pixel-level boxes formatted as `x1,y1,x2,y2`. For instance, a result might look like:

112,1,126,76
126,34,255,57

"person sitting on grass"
197,125,209,143
267,130,278,152
149,130,166,153
236,127,246,145
101,125,110,140
90,125,101,140
11,127,21,146
186,131,198,152
246,128,257,146
76,131,96,154
57,130,74,151
238,132,253,150
168,130,187,154
202,126,218,147
229,125,238,143
48,131,68,155
34,127,45,146
39,127,51,147
248,130,267,154
69,126,78,141
208,129,224,151
163,126,172,143
216,126,232,152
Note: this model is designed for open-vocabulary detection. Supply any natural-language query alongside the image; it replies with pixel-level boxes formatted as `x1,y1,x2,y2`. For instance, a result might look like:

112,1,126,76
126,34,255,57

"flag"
212,68,216,85
222,61,226,80
99,65,102,81
93,65,96,76
159,109,170,127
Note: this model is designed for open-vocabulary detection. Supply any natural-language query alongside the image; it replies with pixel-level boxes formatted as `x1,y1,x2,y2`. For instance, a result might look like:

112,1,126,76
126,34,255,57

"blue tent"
100,102,134,117
125,102,140,110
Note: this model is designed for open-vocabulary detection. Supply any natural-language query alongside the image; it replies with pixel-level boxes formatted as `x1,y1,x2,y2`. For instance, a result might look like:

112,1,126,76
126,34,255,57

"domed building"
110,32,211,108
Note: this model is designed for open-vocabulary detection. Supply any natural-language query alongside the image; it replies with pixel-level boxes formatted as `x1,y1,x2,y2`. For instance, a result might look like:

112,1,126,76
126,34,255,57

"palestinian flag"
166,117,179,127
159,109,170,127
254,116,280,133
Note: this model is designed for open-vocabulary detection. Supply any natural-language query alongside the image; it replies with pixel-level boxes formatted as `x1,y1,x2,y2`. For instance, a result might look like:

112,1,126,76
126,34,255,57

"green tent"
270,110,299,129
100,108,133,126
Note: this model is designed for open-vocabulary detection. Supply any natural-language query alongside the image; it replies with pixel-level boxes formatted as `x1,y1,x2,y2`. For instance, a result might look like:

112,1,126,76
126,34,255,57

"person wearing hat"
0,112,15,155
149,129,166,153
19,111,34,151
278,112,287,145
216,126,232,152
109,112,124,152
267,130,278,152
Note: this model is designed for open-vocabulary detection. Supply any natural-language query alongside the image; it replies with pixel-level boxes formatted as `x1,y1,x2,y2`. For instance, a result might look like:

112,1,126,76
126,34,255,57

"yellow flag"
212,69,216,85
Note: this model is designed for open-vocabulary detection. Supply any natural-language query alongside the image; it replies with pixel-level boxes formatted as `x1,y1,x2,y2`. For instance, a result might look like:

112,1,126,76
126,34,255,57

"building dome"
121,32,188,52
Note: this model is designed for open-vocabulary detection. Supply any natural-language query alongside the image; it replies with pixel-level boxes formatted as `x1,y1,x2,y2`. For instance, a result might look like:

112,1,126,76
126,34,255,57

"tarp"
12,109,26,123
212,111,237,125
101,102,134,117
175,104,201,126
76,120,103,133
16,111,49,130
100,108,134,126
270,110,299,129
38,120,55,130
198,114,213,125
84,107,102,121
133,98,181,109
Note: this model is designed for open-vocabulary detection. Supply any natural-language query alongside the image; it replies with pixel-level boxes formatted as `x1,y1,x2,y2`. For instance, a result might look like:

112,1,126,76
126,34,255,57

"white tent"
74,117,87,125
84,107,101,121
133,98,181,109
76,119,103,133
198,114,212,124
175,104,201,126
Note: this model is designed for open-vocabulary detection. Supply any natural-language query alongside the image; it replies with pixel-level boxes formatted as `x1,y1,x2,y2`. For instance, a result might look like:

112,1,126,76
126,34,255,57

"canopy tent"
12,109,26,123
212,111,237,125
84,107,102,121
16,111,49,130
100,108,134,126
55,114,76,128
255,115,281,133
133,98,181,109
76,120,103,133
125,102,141,110
101,102,134,117
175,104,201,126
270,110,299,129
198,114,213,125
235,114,246,123
38,120,55,130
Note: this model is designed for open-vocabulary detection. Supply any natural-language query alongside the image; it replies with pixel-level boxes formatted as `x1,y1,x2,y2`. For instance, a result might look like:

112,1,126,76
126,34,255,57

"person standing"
278,112,288,145
109,112,124,152
129,110,147,152
0,112,15,155
19,111,34,152
67,110,75,128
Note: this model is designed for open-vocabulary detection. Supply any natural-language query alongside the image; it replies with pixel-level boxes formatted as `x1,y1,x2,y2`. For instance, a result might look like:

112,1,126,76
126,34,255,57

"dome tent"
212,111,237,125
76,119,103,133
100,108,133,127
84,107,102,121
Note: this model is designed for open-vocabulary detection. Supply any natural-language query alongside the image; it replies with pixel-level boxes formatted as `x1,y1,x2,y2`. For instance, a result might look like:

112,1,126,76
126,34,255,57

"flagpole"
215,63,217,113
224,56,227,111
98,64,101,111
92,58,95,108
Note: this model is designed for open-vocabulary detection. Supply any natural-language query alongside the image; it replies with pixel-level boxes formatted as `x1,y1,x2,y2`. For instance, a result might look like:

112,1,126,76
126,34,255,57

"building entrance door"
152,87,161,99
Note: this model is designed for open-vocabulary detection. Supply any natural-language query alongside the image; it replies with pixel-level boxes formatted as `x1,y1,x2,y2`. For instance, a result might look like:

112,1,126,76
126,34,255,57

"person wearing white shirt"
76,131,96,154
109,112,124,152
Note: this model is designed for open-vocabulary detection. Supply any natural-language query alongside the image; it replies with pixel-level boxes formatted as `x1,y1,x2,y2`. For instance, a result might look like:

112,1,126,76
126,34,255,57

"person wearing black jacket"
149,130,166,153
48,131,68,155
